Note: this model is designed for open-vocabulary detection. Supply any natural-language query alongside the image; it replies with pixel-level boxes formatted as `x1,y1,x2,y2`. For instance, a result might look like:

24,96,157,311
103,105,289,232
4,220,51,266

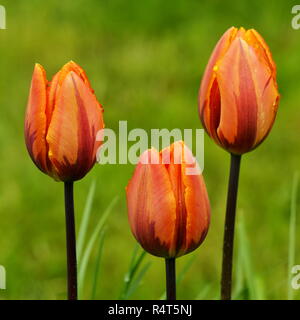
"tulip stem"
165,258,176,300
64,181,78,300
221,153,241,300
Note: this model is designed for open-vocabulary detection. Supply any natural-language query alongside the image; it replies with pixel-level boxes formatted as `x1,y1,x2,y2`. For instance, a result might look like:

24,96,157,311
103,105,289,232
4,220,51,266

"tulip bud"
126,141,210,258
199,27,280,155
24,61,104,182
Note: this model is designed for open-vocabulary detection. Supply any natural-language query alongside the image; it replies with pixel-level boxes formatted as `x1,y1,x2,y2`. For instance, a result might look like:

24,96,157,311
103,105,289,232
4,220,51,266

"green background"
0,0,299,300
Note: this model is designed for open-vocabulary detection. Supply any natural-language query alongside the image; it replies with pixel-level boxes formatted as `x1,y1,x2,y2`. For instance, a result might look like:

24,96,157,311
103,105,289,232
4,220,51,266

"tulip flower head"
199,27,279,155
126,141,210,258
25,61,104,182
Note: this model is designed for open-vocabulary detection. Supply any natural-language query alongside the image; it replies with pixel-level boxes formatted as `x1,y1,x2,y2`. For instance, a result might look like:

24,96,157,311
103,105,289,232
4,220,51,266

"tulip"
126,141,210,300
198,27,280,300
25,61,104,182
199,27,279,155
24,61,104,300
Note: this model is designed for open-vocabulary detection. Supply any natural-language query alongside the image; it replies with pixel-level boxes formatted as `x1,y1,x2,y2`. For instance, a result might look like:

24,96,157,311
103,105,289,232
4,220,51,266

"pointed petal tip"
62,60,79,68
33,63,47,79
34,62,43,69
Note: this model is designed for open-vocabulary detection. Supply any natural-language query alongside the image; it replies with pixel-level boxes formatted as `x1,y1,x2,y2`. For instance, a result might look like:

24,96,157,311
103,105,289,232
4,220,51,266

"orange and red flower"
126,141,210,258
199,27,280,155
25,61,104,181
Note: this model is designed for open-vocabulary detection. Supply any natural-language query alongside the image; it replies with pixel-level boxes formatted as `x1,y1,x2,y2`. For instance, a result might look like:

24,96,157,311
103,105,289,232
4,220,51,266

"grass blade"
195,284,212,300
90,228,106,300
78,196,118,297
235,211,257,299
119,248,147,300
77,180,96,261
233,240,244,299
128,244,140,272
288,172,298,300
177,255,197,284
160,255,197,300
125,262,152,299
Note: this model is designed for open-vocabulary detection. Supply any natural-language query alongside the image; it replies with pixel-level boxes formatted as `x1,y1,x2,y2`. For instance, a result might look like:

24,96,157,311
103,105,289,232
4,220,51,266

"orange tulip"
126,141,210,258
199,27,280,155
24,61,104,182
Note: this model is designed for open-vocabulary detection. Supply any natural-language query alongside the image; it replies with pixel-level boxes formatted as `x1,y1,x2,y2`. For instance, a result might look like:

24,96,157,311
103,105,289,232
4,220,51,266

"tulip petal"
244,29,277,77
47,61,95,130
161,141,210,257
216,38,258,154
181,146,210,255
161,142,187,256
207,77,221,143
244,42,279,146
255,81,279,145
58,61,93,90
24,64,50,174
46,71,60,128
126,149,177,257
46,71,104,181
199,27,238,135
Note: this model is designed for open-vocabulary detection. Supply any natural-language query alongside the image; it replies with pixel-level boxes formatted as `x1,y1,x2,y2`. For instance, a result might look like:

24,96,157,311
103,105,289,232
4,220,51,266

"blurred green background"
0,0,299,300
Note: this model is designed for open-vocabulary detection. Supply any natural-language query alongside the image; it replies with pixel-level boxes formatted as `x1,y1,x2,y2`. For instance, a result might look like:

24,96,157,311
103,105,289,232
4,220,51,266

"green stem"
221,153,241,300
165,258,176,300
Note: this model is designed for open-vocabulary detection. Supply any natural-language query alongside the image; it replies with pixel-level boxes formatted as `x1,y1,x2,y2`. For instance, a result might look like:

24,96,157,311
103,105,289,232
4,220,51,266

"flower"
199,27,280,154
126,141,210,258
25,61,104,181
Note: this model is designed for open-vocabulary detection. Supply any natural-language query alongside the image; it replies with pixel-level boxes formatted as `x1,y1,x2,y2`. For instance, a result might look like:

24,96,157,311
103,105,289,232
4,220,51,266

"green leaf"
90,228,106,300
160,255,197,300
77,180,96,261
288,172,298,300
125,262,152,299
195,283,212,300
235,211,258,299
78,196,118,298
119,247,147,300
